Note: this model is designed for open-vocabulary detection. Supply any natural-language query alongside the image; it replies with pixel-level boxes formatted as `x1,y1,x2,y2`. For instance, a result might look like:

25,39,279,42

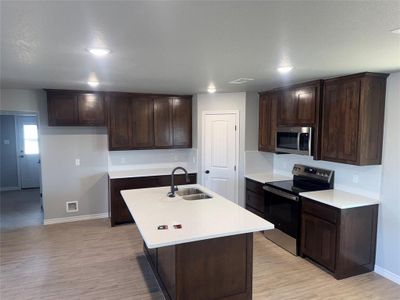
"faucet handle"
174,186,178,192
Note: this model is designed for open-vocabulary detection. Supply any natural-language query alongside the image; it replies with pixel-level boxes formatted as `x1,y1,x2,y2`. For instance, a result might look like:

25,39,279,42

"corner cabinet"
321,72,388,165
107,94,192,151
301,198,378,279
47,90,106,126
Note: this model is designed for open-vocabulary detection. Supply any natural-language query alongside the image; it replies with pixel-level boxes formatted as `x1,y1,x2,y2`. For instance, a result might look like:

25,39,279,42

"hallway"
0,188,43,231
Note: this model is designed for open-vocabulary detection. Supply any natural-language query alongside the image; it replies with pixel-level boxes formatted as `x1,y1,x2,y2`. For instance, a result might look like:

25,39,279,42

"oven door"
263,185,299,239
275,127,312,156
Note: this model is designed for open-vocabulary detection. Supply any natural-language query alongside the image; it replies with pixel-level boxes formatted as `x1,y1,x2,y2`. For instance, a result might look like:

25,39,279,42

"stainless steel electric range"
263,164,334,255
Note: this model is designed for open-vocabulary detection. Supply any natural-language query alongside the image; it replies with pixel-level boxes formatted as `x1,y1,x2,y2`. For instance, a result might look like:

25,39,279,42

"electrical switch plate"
352,174,359,184
75,158,80,166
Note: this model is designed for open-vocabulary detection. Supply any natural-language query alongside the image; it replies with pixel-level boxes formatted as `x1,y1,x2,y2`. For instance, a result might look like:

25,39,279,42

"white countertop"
300,189,380,209
121,184,274,249
245,172,291,184
109,167,197,179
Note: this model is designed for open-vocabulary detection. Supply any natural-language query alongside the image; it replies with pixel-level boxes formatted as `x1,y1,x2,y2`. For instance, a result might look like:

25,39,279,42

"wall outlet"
66,201,78,213
3,139,10,145
352,174,359,184
75,158,80,166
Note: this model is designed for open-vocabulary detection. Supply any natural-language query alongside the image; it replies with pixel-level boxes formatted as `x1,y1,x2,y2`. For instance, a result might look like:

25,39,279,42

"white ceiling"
1,1,399,94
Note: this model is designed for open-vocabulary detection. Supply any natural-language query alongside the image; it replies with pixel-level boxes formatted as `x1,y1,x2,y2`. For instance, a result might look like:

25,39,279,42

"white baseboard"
0,186,20,192
44,213,109,225
375,265,400,285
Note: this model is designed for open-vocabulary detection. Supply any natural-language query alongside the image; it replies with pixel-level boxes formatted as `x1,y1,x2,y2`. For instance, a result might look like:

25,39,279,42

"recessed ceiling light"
87,80,99,87
277,66,293,73
87,48,111,57
207,85,216,93
229,78,254,84
391,28,400,34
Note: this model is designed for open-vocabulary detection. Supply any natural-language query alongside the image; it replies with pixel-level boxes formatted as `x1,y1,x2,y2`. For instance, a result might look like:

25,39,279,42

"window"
23,124,39,154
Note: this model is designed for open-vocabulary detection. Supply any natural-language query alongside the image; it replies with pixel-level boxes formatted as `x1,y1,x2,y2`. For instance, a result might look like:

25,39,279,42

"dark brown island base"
144,233,253,300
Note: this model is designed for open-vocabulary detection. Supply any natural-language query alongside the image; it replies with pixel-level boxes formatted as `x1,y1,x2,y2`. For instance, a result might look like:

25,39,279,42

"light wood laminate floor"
1,219,399,299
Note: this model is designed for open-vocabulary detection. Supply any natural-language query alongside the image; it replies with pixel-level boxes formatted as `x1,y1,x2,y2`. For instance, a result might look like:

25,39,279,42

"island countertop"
121,184,274,249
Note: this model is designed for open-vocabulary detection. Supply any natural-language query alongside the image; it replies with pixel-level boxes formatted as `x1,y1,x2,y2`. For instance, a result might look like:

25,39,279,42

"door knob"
20,155,24,158
205,170,210,174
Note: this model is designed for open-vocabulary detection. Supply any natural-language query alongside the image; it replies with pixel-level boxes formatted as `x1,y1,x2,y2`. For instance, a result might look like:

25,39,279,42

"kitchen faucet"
168,167,190,197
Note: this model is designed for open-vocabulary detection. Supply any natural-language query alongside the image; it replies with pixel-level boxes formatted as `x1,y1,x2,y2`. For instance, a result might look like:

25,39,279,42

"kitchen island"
122,184,273,300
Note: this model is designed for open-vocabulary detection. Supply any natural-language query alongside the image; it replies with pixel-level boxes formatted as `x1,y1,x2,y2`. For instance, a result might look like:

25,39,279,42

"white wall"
196,92,247,206
375,72,400,280
108,149,197,172
274,155,382,198
0,89,41,113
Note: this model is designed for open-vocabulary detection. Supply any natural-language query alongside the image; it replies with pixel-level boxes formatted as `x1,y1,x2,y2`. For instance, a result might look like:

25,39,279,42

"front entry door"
203,113,238,203
16,116,40,188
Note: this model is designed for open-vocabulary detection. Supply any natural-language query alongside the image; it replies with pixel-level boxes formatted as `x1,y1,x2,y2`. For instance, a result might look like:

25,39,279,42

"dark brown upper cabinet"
107,93,192,151
258,92,278,152
131,97,154,149
47,90,106,126
154,97,173,148
172,97,192,148
77,93,106,125
321,72,388,165
108,94,132,150
277,81,321,126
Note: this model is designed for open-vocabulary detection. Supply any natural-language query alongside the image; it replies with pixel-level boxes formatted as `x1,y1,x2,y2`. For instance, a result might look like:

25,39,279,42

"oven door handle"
263,185,299,202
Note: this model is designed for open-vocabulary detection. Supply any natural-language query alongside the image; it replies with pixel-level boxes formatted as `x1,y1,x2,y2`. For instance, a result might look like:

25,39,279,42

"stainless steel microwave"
275,127,312,156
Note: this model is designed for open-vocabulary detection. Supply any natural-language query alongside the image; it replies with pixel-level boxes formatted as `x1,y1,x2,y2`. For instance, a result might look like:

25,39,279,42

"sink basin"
176,188,204,196
182,193,212,200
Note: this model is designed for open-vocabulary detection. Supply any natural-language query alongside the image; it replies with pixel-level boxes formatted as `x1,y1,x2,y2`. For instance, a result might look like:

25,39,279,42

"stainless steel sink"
176,187,212,200
182,193,212,200
176,188,203,196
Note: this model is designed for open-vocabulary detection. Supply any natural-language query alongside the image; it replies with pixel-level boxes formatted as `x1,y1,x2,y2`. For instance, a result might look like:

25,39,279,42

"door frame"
0,111,42,192
201,110,240,204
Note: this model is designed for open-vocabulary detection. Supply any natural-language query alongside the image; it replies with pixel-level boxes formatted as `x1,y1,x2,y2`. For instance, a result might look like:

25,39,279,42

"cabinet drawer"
302,198,338,224
246,190,265,213
245,179,264,195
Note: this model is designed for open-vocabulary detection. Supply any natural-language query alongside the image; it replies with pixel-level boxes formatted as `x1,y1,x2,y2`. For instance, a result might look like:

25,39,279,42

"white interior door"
16,116,41,189
203,112,238,203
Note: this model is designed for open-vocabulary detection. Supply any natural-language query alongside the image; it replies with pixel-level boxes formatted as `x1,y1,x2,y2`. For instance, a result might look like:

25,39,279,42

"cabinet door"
278,90,297,125
108,96,132,150
337,79,360,163
296,87,316,125
301,213,337,271
131,97,154,149
322,82,341,160
77,93,106,126
258,93,277,152
154,97,173,148
172,97,192,147
47,93,78,126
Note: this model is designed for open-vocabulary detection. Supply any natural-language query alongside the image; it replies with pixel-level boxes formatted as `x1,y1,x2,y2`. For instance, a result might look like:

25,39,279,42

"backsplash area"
108,148,198,172
274,154,382,198
245,151,274,174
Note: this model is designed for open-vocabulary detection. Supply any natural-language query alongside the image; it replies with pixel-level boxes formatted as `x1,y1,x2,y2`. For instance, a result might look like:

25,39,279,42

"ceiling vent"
229,78,254,84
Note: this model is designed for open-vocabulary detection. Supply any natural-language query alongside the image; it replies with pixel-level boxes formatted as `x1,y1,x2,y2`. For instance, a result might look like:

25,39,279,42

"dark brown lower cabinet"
144,233,253,300
245,179,265,218
109,173,197,226
301,198,378,279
